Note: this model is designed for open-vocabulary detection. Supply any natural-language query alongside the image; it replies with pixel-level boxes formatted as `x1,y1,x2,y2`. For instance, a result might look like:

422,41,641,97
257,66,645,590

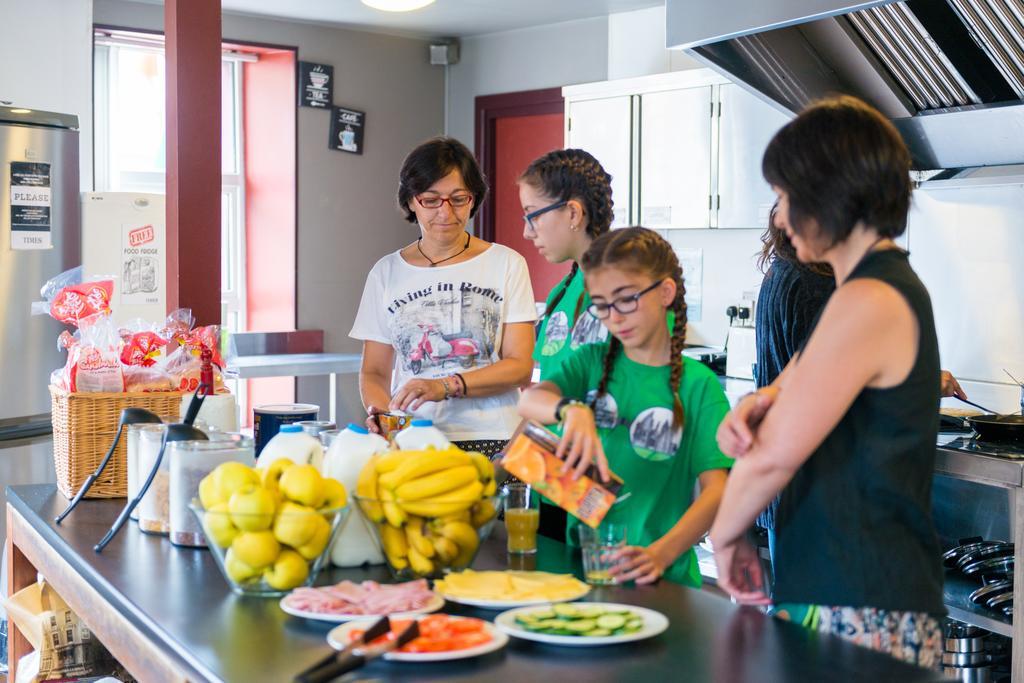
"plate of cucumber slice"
493,602,668,647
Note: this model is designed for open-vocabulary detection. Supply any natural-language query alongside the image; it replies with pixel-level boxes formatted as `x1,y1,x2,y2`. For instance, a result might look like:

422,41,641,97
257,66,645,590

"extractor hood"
667,0,1024,170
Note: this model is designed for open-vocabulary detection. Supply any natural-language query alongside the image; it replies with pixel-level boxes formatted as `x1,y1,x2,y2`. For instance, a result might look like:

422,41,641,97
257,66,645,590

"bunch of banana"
355,445,501,577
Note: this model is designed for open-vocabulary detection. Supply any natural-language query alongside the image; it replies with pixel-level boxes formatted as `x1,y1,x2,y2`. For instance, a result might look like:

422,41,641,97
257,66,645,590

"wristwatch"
555,397,587,423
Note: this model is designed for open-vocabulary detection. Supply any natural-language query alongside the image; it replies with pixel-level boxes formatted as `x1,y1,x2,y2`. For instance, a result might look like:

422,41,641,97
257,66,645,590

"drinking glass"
503,483,540,554
578,522,628,585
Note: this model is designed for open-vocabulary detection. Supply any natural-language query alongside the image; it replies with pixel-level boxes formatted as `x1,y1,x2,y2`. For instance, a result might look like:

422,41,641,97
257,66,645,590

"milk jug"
323,424,388,566
393,419,450,451
257,423,323,470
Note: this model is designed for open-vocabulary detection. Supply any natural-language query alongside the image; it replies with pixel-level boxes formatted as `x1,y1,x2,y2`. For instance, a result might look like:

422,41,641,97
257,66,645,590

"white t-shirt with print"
350,243,537,442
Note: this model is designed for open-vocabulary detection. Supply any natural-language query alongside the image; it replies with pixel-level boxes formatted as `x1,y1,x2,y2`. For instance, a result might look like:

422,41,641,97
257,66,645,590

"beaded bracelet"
454,372,468,397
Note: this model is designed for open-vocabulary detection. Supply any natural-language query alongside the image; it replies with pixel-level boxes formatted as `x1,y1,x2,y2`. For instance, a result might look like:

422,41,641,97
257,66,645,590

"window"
93,33,249,334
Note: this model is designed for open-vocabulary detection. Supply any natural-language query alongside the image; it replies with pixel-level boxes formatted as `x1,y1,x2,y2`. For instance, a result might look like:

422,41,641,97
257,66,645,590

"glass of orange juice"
503,483,540,554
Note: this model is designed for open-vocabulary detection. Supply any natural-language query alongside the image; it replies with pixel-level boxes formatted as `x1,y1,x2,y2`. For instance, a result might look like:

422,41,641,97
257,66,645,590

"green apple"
263,549,309,591
228,486,277,532
279,464,325,508
272,502,318,548
231,530,280,570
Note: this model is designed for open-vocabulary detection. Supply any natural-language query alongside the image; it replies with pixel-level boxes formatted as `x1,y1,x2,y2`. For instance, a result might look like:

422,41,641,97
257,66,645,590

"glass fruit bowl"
190,499,349,597
353,493,503,580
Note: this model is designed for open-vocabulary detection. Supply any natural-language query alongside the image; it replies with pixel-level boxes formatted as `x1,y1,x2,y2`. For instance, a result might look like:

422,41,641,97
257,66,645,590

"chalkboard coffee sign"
298,61,333,108
328,106,365,155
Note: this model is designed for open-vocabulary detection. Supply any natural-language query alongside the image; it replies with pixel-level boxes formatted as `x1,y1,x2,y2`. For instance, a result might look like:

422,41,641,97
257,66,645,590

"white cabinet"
566,96,633,228
716,83,791,229
563,71,792,231
640,87,714,229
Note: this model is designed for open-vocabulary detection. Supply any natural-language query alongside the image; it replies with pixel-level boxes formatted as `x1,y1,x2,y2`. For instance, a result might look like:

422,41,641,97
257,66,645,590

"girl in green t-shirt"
519,149,613,381
519,228,732,586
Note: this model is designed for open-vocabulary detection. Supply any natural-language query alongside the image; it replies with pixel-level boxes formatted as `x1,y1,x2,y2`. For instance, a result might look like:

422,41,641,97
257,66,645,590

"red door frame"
474,88,565,242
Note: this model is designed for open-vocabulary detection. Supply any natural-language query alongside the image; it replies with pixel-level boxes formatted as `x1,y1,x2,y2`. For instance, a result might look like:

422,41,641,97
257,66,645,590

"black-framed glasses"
523,200,568,233
416,193,474,210
586,280,664,320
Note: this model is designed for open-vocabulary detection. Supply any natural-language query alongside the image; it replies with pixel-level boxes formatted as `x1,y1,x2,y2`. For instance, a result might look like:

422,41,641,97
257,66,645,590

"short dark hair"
396,137,488,223
762,95,912,246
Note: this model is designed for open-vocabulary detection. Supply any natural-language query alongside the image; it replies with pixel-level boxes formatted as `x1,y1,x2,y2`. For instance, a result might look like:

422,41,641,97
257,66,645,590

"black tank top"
773,249,944,613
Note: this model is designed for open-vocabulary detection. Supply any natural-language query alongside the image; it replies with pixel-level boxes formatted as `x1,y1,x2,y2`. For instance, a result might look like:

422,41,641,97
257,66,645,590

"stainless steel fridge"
0,106,81,440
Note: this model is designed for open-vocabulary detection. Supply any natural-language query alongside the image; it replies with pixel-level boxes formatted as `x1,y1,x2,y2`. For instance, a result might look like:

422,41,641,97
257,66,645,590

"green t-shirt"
534,268,610,381
545,346,733,587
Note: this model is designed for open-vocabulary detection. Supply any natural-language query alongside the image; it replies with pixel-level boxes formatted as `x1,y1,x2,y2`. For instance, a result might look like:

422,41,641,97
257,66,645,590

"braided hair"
520,149,613,326
582,227,688,432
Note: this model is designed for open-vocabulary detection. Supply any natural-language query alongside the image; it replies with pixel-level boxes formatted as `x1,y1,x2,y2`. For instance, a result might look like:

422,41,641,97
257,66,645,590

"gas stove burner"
941,436,1024,459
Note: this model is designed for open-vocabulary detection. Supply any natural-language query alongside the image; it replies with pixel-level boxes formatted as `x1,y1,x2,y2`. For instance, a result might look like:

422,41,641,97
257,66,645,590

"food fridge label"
121,221,162,306
10,161,52,250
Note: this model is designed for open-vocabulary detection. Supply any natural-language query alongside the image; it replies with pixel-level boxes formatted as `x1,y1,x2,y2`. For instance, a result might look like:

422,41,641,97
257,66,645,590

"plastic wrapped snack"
57,313,125,393
165,325,226,392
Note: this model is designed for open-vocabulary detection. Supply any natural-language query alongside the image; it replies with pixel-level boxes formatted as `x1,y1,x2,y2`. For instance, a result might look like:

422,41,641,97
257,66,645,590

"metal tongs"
294,616,421,683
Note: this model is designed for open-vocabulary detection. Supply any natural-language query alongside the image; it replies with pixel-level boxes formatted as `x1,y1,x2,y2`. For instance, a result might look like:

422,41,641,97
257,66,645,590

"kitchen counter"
4,485,945,682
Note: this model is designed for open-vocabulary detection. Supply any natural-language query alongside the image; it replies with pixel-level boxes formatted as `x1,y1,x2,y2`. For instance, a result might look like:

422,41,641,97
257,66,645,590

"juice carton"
500,420,624,528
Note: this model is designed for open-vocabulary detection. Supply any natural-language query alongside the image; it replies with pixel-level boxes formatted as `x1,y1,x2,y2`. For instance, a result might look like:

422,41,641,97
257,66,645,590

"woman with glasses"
350,137,536,458
519,228,731,586
518,149,614,539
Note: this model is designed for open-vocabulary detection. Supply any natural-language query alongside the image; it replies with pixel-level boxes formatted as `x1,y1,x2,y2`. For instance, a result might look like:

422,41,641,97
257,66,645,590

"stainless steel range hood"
667,0,1024,169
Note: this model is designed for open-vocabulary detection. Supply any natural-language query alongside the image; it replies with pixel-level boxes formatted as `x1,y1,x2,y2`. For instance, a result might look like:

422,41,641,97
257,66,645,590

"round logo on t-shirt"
628,407,682,462
570,313,609,350
585,389,619,430
541,311,569,356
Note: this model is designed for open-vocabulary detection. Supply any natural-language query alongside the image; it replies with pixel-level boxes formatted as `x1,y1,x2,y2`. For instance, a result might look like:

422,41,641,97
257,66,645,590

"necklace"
417,233,471,267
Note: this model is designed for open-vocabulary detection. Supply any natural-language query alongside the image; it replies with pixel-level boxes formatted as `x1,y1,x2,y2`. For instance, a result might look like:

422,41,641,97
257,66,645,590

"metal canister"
297,420,336,439
169,434,255,547
253,403,319,456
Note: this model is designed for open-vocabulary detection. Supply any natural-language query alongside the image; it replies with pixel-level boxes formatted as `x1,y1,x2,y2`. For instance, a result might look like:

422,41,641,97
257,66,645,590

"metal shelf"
945,570,1013,638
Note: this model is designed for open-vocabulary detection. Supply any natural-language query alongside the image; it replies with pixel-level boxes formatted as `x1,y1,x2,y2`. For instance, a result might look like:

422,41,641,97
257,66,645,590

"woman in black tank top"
709,96,944,669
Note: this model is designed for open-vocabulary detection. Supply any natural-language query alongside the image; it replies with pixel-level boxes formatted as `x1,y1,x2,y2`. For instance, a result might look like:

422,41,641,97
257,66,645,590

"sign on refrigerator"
10,161,52,250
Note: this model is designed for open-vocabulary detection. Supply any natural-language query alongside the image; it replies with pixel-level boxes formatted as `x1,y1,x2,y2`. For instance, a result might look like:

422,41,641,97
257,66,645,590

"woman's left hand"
711,536,772,606
607,545,670,585
390,379,446,412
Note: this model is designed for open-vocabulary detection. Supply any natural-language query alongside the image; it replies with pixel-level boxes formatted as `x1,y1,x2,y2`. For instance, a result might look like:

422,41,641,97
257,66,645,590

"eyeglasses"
586,280,664,320
523,200,568,234
416,193,474,210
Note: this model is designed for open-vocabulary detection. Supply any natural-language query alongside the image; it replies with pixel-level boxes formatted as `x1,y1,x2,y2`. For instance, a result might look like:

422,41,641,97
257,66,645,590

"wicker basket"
49,385,184,499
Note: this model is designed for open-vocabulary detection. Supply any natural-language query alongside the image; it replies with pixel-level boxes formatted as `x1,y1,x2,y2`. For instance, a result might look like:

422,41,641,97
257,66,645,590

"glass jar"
169,434,255,547
126,423,145,521
137,424,171,535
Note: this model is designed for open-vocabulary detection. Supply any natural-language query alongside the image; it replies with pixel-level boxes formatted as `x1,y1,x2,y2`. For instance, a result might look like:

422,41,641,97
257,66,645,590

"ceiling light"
361,0,436,12
10,108,32,114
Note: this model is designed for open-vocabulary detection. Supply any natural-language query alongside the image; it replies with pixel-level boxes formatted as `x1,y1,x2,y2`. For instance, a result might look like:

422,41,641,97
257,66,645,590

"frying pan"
967,415,1024,442
970,580,1013,607
962,555,1014,579
944,538,998,568
955,543,1014,572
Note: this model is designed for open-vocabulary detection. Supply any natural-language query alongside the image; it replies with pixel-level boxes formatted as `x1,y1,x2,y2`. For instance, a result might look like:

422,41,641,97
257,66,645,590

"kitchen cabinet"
640,87,714,229
563,70,792,230
565,95,633,228
716,83,791,229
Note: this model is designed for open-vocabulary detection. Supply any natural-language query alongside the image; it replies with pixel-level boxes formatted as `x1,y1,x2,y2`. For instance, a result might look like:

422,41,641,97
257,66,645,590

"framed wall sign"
298,61,333,108
328,106,365,155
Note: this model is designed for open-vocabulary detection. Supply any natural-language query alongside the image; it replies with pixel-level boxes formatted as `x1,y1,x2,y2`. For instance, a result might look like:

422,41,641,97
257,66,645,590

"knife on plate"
295,618,421,683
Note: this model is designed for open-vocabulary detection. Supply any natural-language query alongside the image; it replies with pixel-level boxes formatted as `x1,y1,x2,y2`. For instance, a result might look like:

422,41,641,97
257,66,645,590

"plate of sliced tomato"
327,614,508,662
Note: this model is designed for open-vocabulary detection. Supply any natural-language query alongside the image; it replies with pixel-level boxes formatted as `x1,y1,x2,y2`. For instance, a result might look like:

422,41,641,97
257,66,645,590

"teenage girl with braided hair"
519,227,732,585
519,149,614,380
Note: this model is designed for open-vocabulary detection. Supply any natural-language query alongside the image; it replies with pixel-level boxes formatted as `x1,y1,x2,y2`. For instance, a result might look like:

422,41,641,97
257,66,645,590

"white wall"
908,182,1024,413
446,16,609,148
607,6,702,80
94,0,445,423
0,0,93,189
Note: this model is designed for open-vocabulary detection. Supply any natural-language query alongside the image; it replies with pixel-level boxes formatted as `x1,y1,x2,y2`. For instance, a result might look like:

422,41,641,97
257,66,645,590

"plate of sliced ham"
280,579,445,623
